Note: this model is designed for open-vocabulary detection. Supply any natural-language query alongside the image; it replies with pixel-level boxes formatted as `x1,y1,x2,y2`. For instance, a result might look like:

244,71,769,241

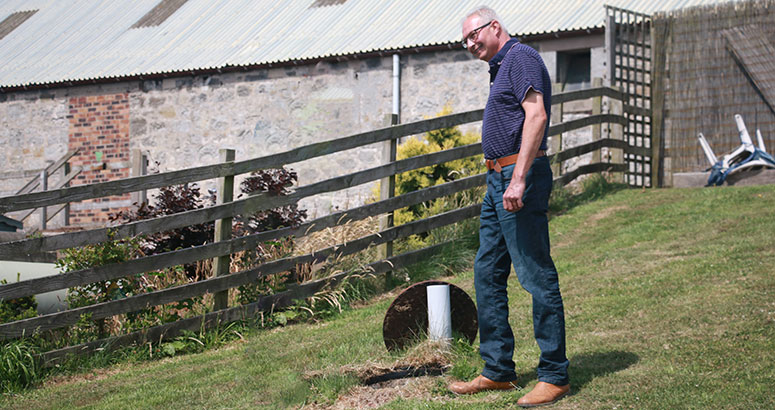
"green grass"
2,184,774,409
0,339,42,394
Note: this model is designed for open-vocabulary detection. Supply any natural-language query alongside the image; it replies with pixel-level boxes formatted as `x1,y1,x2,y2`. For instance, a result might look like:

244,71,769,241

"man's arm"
502,88,547,212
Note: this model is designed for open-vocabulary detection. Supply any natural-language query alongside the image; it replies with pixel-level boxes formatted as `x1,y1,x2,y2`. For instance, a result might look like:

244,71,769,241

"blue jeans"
474,156,569,385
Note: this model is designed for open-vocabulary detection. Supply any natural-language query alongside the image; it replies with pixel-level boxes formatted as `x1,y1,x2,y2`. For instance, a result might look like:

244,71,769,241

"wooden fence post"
651,21,666,188
40,169,48,231
379,114,398,288
610,87,625,183
550,83,564,177
213,149,235,311
592,77,603,165
131,149,148,206
63,163,70,227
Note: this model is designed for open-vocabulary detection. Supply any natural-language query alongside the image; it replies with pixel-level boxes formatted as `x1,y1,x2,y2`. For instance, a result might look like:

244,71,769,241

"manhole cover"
382,280,477,351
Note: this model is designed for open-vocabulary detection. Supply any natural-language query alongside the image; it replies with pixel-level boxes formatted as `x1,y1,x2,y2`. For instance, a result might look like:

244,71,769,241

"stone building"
0,0,744,231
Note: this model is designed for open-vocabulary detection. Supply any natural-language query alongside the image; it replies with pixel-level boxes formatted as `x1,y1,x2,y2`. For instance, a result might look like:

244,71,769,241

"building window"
557,50,591,91
131,0,189,29
0,10,38,41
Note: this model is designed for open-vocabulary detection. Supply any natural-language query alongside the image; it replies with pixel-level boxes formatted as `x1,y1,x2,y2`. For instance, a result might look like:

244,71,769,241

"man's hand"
503,179,525,212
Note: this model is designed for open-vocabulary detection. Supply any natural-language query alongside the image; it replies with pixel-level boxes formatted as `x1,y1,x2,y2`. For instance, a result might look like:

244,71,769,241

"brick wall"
67,93,132,225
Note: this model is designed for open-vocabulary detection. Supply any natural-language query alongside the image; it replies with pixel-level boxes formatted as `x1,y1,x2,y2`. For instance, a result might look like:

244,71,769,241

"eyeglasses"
462,21,492,49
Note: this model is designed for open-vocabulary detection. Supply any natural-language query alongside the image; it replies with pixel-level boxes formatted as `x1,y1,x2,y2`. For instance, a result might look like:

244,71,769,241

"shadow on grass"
516,350,639,393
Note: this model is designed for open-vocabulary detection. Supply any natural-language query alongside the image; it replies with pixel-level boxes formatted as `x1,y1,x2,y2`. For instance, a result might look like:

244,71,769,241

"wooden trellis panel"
606,6,653,187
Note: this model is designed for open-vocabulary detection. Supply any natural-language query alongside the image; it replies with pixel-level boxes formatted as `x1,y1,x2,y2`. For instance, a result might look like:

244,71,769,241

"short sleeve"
507,50,546,104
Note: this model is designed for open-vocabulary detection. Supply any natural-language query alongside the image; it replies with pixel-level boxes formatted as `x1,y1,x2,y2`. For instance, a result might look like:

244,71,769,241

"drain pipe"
392,53,400,125
378,54,401,269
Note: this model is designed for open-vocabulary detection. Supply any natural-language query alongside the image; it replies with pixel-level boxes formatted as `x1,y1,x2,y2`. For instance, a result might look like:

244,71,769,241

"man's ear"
491,20,502,36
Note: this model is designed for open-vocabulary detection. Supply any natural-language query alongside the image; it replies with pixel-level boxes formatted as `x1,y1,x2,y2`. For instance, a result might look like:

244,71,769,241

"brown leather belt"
485,150,546,172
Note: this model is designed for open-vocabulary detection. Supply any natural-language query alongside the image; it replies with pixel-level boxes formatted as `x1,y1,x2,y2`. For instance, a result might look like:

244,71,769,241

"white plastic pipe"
392,54,400,120
427,284,452,342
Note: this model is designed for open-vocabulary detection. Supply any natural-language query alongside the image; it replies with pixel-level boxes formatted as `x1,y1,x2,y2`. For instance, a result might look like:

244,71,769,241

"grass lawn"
2,184,774,409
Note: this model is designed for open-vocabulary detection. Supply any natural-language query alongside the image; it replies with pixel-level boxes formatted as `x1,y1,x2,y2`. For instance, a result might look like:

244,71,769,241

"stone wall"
128,48,491,219
0,35,604,231
0,93,70,230
0,47,491,228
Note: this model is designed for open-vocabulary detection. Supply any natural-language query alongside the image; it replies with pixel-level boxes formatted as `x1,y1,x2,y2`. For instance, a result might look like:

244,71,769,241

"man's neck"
495,36,510,53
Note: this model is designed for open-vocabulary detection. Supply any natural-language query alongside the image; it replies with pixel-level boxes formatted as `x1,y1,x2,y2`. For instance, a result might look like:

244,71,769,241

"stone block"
672,169,775,188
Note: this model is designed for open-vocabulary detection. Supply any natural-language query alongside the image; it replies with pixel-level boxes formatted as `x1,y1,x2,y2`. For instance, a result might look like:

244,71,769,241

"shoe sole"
449,380,519,395
449,386,518,395
517,390,569,408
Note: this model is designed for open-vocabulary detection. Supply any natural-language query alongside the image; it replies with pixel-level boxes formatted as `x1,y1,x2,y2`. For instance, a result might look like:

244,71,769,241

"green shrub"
56,230,143,338
0,276,37,324
56,230,142,307
393,106,484,225
375,107,485,251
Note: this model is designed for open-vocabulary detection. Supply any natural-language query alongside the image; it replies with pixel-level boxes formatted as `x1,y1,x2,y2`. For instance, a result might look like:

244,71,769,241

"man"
449,6,570,407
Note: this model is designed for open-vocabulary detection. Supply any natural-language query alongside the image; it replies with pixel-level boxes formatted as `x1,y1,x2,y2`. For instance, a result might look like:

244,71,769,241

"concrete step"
672,169,775,188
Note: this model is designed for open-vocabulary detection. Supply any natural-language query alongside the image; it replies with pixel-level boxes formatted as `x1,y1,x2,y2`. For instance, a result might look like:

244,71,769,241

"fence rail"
0,111,485,214
0,85,640,362
15,150,79,196
39,240,451,365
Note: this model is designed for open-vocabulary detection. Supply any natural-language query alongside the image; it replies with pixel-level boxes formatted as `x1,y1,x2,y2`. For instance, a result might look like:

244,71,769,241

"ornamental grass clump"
0,339,42,394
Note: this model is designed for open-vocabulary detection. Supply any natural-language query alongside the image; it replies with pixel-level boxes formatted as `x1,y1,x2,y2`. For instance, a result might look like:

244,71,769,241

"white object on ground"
698,114,775,185
427,284,452,342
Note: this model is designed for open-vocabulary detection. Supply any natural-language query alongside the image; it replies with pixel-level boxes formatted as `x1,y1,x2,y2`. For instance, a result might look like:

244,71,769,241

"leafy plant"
393,106,484,224
56,231,142,338
0,275,37,324
0,339,42,393
234,168,308,304
56,230,139,277
111,184,213,279
65,313,101,346
235,168,306,234
160,321,244,358
366,106,486,252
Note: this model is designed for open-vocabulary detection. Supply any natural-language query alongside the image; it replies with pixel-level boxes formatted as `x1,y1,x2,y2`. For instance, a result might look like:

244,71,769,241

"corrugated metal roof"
0,0,744,89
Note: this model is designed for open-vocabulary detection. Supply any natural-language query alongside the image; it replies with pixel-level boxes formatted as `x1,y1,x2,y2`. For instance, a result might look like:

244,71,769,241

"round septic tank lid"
382,280,478,352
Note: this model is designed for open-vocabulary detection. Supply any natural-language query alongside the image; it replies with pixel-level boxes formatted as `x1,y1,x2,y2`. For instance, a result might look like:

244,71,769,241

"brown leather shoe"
448,374,518,395
517,381,570,407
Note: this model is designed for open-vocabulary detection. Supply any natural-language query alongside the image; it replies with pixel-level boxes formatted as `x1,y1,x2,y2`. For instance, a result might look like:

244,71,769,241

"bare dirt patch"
324,375,440,409
305,340,455,409
46,362,132,387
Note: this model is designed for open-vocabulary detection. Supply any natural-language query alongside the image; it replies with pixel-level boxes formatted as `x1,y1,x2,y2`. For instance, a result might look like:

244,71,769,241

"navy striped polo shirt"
481,39,552,160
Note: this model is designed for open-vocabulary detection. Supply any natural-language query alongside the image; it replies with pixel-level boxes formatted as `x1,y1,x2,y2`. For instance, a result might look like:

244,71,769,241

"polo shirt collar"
488,38,519,79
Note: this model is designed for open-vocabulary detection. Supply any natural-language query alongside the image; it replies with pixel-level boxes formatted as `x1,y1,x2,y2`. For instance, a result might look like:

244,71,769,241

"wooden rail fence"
0,86,644,365
13,149,82,232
